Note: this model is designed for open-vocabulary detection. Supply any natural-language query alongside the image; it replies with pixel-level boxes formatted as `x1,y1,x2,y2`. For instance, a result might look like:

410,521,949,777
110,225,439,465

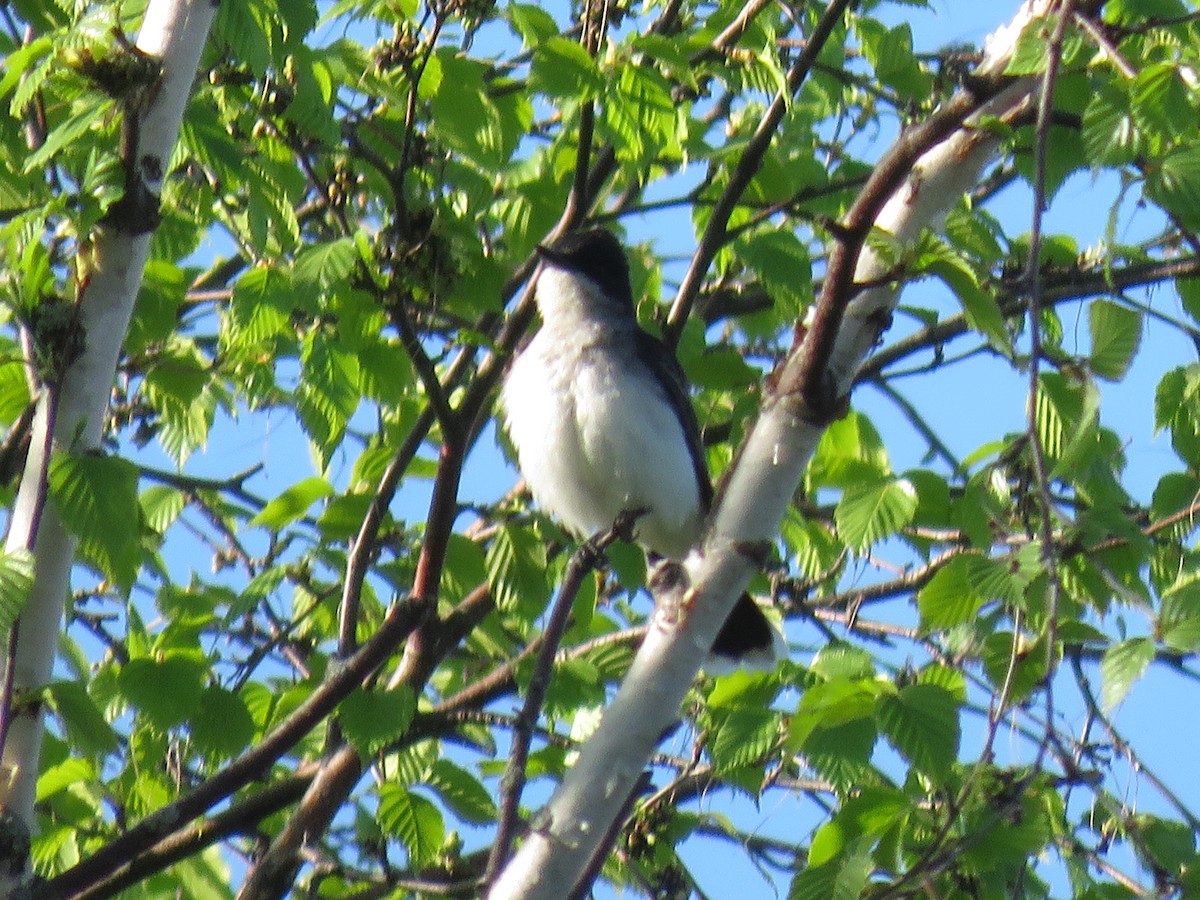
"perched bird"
500,228,784,668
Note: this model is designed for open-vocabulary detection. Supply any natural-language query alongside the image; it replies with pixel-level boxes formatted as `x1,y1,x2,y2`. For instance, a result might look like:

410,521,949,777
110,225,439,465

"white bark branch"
0,0,216,854
487,2,1058,896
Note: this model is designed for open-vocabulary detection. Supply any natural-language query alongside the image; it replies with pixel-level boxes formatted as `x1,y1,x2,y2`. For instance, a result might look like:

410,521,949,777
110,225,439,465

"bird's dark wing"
633,329,713,512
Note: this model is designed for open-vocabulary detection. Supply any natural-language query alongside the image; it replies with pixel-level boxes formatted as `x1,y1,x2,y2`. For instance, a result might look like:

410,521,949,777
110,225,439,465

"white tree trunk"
488,2,1056,896
0,0,216,864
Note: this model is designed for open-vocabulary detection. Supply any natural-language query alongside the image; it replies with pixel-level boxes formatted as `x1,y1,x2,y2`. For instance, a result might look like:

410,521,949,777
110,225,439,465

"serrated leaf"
377,785,444,865
46,681,118,756
424,759,497,825
1082,82,1139,166
917,556,985,631
190,686,256,758
530,36,604,100
229,264,294,346
250,477,334,529
140,485,186,535
788,678,880,749
49,453,142,587
1100,637,1154,710
24,101,113,173
296,332,361,461
707,707,779,773
1005,19,1054,75
338,686,416,752
809,412,890,488
0,549,33,631
874,683,959,780
808,642,875,681
790,843,873,900
803,718,879,794
834,476,918,551
118,656,207,730
36,757,95,802
1089,299,1142,381
485,523,549,617
507,3,559,45
294,237,357,291
934,257,1009,349
1159,582,1200,652
1147,146,1200,232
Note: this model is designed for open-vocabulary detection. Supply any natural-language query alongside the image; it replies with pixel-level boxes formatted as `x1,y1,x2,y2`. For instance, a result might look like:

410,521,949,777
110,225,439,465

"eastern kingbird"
501,228,783,668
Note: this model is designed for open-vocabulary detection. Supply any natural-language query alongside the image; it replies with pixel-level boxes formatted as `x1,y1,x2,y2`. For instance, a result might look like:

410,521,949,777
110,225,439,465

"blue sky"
136,0,1200,894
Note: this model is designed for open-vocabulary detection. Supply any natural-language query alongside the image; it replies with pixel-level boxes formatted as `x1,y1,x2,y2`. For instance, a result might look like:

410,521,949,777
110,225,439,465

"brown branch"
857,255,1200,382
1022,1,1077,770
39,594,428,900
485,524,627,884
786,84,1000,408
71,772,314,900
664,0,859,344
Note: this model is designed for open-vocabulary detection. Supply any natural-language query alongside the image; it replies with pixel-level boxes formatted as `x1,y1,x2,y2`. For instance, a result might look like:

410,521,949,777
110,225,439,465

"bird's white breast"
501,322,703,560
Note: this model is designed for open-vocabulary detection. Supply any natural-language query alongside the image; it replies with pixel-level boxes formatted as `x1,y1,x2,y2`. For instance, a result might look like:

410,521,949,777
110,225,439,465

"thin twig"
485,521,630,885
1022,0,1076,767
664,0,859,344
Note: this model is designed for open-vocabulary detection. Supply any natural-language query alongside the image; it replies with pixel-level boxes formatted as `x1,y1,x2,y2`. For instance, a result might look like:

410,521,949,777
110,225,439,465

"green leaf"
684,348,759,390
0,548,33,632
707,707,779,773
24,101,114,173
803,718,879,794
294,237,357,291
789,843,873,900
338,686,416,753
507,3,560,45
1089,300,1142,381
808,642,875,682
917,555,986,631
190,686,256,758
424,759,498,825
118,656,208,731
874,683,960,780
529,37,604,100
932,254,1009,350
982,631,1047,703
140,485,186,535
36,757,95,802
377,785,445,866
1034,371,1100,474
49,453,142,587
485,523,549,617
297,332,361,459
46,681,118,756
228,264,295,346
1100,637,1155,710
1147,146,1200,232
834,476,918,551
1082,81,1140,166
788,678,880,749
808,412,889,488
808,788,909,868
1005,21,1049,74
1159,583,1200,652
250,477,334,528
1139,816,1196,875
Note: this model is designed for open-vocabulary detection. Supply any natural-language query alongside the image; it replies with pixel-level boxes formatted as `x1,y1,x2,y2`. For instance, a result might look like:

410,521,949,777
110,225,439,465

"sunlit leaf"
875,684,960,780
1100,637,1155,710
1089,300,1142,381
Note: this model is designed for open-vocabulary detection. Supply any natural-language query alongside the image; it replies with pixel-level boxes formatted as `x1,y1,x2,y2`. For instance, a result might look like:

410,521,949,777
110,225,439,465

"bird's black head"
537,229,635,312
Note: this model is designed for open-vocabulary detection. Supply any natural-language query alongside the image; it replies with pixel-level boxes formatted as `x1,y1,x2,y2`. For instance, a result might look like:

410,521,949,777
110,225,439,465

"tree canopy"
2,0,1200,897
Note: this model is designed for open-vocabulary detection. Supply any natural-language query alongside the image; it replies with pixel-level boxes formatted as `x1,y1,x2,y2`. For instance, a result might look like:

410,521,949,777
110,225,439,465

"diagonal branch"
664,0,859,344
